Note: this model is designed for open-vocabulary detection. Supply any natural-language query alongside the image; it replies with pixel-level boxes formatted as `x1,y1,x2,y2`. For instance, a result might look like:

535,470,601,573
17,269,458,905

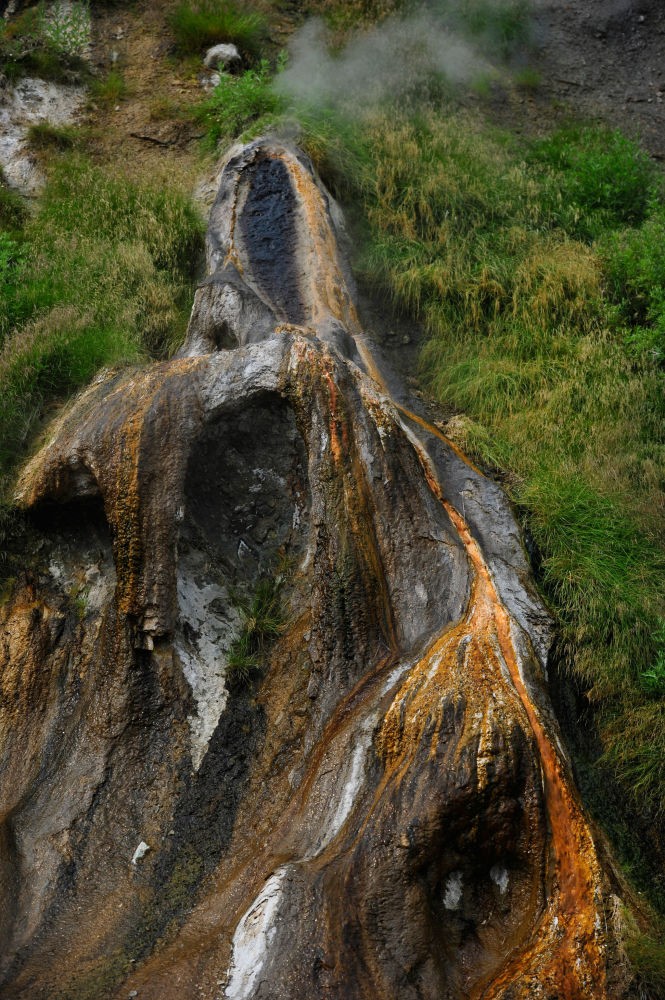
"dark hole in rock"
182,392,309,586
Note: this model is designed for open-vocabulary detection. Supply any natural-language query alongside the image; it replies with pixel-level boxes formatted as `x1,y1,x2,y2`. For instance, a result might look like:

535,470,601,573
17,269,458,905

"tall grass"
0,155,203,495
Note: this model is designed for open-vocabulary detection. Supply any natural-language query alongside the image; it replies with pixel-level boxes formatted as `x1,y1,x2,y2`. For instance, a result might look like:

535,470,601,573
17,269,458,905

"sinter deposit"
0,138,623,998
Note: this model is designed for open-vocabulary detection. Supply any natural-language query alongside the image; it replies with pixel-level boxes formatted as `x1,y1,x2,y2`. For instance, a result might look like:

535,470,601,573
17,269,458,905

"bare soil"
521,0,665,156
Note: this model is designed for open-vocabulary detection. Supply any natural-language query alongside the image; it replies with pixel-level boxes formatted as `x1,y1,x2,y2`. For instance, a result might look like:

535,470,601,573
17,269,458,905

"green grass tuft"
26,122,81,151
227,575,286,688
89,69,129,108
196,59,285,149
168,0,267,59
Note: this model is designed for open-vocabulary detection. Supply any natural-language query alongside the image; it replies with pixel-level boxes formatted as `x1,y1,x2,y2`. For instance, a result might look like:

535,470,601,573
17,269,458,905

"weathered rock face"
1,138,621,998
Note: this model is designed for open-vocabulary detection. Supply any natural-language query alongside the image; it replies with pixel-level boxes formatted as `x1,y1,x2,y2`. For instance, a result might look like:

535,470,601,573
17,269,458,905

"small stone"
203,43,241,71
128,992,138,998
131,841,150,865
306,674,320,699
401,335,411,345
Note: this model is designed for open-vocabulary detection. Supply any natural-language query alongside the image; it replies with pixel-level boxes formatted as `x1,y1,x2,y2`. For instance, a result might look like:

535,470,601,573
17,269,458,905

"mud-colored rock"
0,138,624,998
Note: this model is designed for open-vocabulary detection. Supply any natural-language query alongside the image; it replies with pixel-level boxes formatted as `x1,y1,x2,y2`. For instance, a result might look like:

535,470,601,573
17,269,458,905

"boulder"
203,42,241,71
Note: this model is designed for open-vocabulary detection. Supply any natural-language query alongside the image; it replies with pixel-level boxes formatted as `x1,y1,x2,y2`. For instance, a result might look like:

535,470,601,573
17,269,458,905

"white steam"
274,12,493,110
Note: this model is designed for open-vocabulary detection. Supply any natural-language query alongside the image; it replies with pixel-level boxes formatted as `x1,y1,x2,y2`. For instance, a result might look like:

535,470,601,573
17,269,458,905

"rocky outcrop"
0,138,622,998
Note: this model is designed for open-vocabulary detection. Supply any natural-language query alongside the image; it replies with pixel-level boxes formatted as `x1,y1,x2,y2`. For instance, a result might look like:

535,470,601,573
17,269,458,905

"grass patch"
514,65,540,92
622,909,665,998
89,68,129,108
227,575,286,687
168,0,267,59
26,121,82,151
0,181,28,233
0,155,203,495
196,58,286,148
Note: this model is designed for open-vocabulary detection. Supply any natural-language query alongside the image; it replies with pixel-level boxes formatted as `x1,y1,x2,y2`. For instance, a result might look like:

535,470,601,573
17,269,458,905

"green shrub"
531,126,658,239
227,576,285,687
168,0,267,59
197,60,285,148
39,0,90,58
601,205,665,362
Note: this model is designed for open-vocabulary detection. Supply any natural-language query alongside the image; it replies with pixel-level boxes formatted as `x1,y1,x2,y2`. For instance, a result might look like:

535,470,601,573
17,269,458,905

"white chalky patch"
415,582,428,604
224,868,288,999
443,871,464,910
49,561,64,581
490,864,509,895
131,841,150,865
315,717,374,856
175,566,241,771
0,78,85,194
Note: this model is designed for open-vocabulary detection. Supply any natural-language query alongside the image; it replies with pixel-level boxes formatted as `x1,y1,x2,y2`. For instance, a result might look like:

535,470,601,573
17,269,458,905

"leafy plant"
226,575,286,687
168,0,267,59
196,59,286,148
0,2,90,82
40,0,90,58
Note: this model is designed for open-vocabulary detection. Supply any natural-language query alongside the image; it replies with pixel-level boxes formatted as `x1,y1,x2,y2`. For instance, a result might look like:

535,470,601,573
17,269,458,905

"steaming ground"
275,13,491,109
275,0,665,161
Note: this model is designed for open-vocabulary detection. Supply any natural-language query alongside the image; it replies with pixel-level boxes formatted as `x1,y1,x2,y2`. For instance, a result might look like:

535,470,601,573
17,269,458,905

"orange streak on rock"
378,424,607,998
